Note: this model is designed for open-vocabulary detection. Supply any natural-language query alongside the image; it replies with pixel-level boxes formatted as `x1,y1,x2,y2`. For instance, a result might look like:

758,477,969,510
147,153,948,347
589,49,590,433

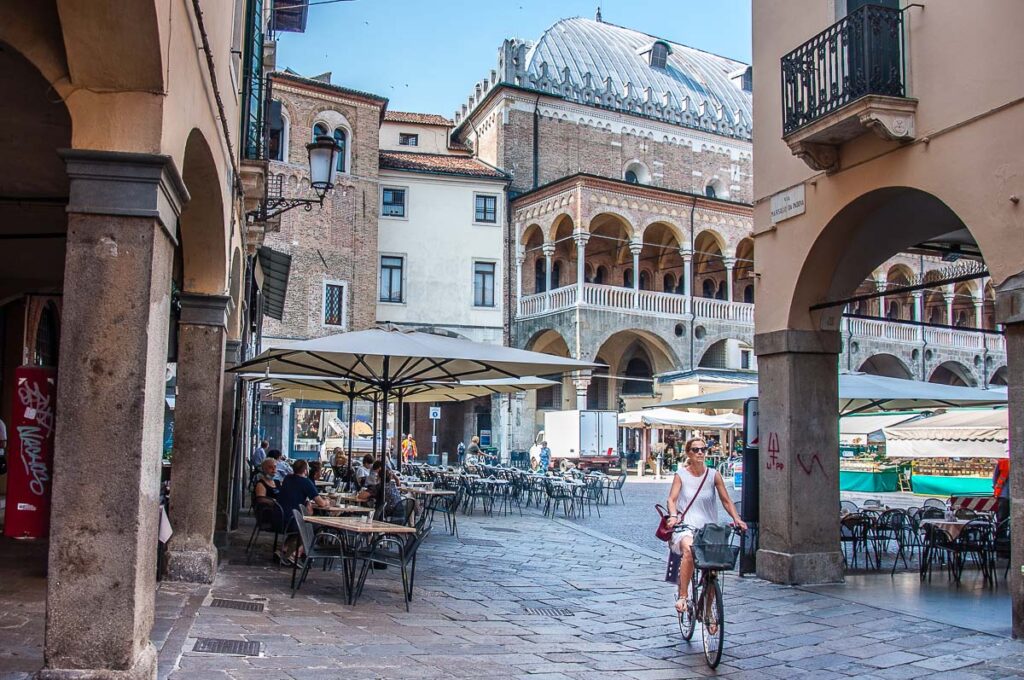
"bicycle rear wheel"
701,575,725,667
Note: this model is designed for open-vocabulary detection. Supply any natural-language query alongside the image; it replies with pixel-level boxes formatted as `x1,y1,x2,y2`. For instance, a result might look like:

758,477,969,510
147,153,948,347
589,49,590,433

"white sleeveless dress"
670,466,718,553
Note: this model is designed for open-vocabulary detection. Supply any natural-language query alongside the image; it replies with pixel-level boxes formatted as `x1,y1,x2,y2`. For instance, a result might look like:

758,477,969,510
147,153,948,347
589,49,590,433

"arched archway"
525,329,571,410
521,224,545,294
698,338,756,370
859,353,913,379
179,129,228,295
584,212,634,290
694,230,725,299
733,238,755,303
640,221,684,294
990,365,1008,386
929,360,976,387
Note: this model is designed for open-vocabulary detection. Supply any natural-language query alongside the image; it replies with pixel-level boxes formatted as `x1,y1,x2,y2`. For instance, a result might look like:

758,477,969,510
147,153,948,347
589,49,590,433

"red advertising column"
4,366,57,539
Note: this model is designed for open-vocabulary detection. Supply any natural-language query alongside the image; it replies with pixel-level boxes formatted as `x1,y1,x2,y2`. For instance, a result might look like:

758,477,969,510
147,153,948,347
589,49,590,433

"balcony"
781,4,915,173
517,283,754,323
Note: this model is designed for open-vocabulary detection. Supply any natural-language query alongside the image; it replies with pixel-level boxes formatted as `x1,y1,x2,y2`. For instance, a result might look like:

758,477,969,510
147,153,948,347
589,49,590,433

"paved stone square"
154,484,1024,680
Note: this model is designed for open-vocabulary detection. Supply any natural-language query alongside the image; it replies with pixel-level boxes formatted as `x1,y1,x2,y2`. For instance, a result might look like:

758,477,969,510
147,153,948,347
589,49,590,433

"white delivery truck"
542,409,618,472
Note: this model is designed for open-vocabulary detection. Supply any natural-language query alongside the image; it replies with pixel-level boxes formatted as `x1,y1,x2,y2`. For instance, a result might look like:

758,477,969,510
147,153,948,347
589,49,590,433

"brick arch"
859,353,913,379
585,209,637,240
546,212,576,243
638,218,686,246
929,360,978,387
586,327,680,374
521,223,546,246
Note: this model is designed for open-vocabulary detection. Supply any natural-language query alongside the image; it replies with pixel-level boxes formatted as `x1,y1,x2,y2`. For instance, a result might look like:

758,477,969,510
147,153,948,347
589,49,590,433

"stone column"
944,285,956,326
995,276,1024,638
912,291,925,341
680,247,693,317
515,252,524,303
165,293,230,583
724,256,736,302
216,340,241,535
974,294,984,328
875,276,886,317
574,229,589,305
629,239,642,307
542,243,555,310
43,150,186,679
573,372,592,411
754,329,844,584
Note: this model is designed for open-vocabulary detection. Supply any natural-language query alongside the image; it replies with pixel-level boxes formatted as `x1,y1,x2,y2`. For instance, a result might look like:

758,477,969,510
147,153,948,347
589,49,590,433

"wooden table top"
315,480,334,487
403,488,455,496
304,515,416,534
314,504,374,515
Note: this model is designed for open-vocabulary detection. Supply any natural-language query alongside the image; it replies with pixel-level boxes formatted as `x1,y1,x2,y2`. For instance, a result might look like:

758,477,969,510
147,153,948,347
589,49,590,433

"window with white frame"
474,194,497,224
399,133,419,146
333,128,347,172
474,261,496,307
379,255,404,303
650,42,669,69
381,187,406,218
323,281,347,328
267,100,288,162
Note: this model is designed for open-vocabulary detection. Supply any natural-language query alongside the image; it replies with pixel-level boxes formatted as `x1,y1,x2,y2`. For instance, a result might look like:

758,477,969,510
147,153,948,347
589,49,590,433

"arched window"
663,273,676,293
623,161,650,185
702,279,716,298
267,100,288,162
639,271,650,291
743,284,754,304
333,127,347,173
716,281,727,300
594,266,607,285
623,268,633,289
534,259,546,293
551,261,562,289
704,184,716,199
704,178,728,199
313,122,328,139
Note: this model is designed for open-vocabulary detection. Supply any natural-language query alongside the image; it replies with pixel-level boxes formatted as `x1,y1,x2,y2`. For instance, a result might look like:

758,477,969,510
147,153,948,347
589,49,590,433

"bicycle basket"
692,523,740,571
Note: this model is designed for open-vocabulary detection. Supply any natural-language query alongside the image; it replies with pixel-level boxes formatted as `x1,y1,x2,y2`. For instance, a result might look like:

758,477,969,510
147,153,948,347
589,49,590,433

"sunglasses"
689,446,708,452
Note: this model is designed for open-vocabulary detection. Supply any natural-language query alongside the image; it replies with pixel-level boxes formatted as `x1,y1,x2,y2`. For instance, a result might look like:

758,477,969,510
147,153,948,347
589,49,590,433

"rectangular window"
381,188,406,217
474,262,496,307
740,350,752,370
323,282,346,327
474,194,497,224
398,133,419,146
379,256,404,303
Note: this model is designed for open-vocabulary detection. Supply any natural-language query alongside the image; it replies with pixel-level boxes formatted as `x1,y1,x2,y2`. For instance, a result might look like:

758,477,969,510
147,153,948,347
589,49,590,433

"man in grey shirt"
249,440,268,468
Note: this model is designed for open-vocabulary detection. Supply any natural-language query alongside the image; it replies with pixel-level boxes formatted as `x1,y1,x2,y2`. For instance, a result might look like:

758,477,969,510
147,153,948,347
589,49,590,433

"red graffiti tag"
765,432,784,471
796,453,828,480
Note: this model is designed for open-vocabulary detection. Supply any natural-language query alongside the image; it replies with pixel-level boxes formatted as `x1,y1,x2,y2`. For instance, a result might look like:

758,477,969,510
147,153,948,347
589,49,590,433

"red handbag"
654,469,710,542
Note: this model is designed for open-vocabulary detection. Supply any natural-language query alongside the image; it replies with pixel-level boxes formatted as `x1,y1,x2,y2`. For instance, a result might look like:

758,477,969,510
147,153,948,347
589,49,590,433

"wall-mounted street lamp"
247,135,341,223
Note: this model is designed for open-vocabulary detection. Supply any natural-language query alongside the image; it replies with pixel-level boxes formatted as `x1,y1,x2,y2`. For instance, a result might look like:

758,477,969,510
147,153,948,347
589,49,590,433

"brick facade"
261,74,385,341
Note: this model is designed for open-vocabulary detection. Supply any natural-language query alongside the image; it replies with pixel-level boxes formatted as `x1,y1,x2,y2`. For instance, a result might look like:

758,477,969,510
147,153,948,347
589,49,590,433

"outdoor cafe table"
315,480,334,488
303,515,416,604
313,503,374,516
919,518,988,540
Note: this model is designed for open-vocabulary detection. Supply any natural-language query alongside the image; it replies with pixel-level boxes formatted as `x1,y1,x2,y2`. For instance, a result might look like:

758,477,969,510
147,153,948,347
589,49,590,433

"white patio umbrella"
232,327,600,501
618,408,742,429
654,371,1007,415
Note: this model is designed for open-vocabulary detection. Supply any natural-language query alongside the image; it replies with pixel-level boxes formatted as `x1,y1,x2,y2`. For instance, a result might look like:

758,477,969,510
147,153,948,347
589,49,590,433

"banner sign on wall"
4,366,57,539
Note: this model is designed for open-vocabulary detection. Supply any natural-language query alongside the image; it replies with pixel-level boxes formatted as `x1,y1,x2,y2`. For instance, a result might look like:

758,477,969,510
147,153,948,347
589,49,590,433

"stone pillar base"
38,643,157,680
757,549,844,585
163,545,217,584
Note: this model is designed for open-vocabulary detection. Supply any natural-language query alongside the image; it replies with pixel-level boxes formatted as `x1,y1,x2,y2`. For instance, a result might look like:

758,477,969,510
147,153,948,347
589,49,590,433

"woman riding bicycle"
665,437,746,614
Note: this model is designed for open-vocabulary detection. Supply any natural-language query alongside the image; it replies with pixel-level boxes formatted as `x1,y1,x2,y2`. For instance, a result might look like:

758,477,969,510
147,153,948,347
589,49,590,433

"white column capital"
541,243,556,258
628,239,643,256
573,229,591,247
679,247,693,261
723,256,737,270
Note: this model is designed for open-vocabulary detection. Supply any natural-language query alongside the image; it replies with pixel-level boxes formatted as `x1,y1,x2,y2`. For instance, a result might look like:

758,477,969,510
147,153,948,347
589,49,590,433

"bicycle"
675,524,742,668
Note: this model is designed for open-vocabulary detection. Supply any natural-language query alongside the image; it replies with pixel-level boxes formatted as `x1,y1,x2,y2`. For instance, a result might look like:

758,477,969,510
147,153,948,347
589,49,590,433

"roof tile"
384,111,454,126
379,151,507,179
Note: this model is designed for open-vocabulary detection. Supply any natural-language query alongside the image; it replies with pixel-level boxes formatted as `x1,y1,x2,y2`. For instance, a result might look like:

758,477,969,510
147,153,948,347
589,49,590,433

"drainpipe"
688,197,697,371
532,95,542,189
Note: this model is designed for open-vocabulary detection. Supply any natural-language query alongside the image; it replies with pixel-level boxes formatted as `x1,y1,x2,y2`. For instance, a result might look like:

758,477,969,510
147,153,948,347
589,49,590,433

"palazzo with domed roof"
452,14,1005,456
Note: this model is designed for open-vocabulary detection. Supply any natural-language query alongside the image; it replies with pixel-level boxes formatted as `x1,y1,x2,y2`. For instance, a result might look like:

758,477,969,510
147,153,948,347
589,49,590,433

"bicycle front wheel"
701,576,725,668
677,579,696,641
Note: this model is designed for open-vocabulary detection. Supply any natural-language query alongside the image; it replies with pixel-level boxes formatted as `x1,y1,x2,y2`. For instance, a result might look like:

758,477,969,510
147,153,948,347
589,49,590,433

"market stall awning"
618,408,742,429
654,372,1007,414
883,409,1009,459
839,413,922,445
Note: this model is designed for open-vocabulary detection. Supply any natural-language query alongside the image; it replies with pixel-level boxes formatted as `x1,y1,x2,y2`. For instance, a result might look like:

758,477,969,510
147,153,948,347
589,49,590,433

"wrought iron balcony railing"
782,4,906,136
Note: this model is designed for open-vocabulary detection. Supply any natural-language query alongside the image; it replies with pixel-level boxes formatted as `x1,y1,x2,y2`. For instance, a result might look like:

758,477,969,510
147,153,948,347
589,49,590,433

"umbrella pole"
396,393,404,473
372,397,378,459
347,390,355,491
379,358,391,509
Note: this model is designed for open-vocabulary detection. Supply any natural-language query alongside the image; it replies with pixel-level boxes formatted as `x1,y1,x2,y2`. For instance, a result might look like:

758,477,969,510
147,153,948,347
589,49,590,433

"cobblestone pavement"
160,497,1024,680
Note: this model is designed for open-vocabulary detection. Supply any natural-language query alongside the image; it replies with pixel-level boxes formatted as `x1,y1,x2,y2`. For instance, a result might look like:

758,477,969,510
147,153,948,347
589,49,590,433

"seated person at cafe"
266,448,293,481
253,458,281,505
355,462,403,515
355,454,374,488
530,456,541,473
308,460,324,482
277,459,329,564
